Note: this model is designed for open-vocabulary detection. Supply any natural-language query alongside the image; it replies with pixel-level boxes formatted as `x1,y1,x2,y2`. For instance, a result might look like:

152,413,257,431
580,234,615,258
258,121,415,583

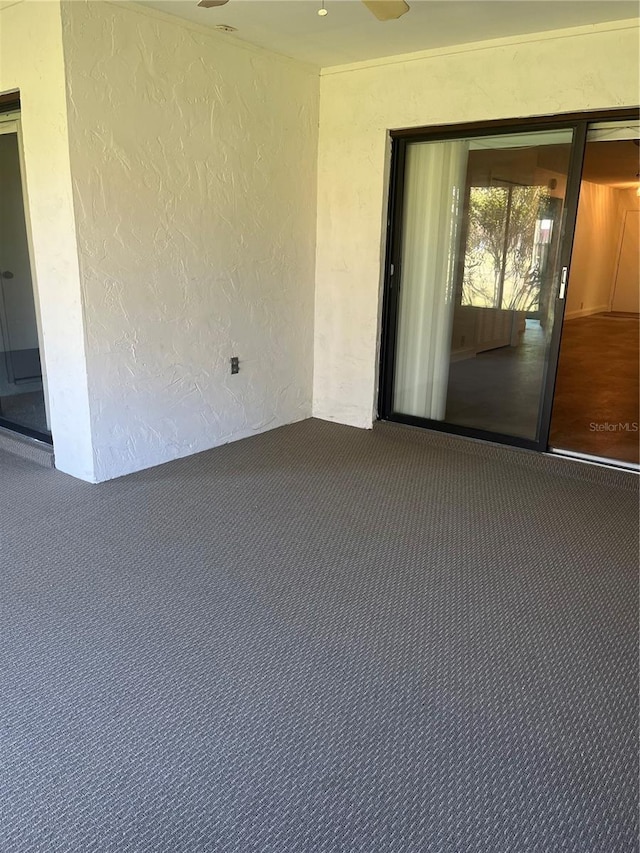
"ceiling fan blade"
197,0,229,7
361,0,410,21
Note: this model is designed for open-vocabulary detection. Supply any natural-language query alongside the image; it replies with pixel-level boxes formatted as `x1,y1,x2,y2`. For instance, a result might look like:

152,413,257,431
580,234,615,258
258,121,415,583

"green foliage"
462,184,549,312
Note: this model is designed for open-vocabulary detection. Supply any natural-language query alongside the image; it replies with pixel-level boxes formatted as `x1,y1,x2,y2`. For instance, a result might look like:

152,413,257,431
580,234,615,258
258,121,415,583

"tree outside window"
461,182,556,314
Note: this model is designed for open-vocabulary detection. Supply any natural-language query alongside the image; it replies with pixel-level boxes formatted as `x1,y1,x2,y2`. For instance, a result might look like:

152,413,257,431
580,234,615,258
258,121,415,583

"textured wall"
61,1,319,481
0,0,94,480
611,189,640,313
566,181,620,319
313,21,640,429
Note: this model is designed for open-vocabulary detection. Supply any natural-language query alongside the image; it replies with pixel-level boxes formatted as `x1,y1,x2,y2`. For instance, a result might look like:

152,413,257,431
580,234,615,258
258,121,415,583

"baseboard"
450,347,476,363
564,304,610,321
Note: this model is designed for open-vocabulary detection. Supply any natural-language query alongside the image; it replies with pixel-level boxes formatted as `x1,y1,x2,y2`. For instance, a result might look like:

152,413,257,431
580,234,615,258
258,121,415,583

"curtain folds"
393,140,469,419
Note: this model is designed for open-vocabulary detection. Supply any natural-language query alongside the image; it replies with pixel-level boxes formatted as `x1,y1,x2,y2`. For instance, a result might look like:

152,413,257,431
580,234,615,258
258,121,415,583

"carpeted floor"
0,419,638,852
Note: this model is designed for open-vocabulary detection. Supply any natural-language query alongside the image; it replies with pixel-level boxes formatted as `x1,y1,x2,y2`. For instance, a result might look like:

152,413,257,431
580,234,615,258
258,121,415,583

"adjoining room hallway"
1,419,637,853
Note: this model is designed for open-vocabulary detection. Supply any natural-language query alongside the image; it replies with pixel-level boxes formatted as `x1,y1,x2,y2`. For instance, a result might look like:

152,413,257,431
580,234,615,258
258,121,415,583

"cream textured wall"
0,0,94,480
567,184,640,318
565,181,620,319
612,188,640,312
313,21,640,428
61,0,319,481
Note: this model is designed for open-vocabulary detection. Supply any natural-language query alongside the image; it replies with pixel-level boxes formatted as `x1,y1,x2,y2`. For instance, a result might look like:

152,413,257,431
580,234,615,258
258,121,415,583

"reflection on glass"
393,129,573,442
462,185,556,312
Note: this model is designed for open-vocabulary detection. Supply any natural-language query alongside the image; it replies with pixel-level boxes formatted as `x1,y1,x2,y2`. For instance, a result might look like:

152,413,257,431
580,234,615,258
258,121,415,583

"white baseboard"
450,347,476,363
564,304,610,321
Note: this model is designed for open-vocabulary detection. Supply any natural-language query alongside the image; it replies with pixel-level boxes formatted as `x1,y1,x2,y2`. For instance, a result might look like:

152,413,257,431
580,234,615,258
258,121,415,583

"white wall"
565,181,620,319
0,0,94,479
612,188,640,313
567,183,640,318
61,1,319,481
313,21,640,429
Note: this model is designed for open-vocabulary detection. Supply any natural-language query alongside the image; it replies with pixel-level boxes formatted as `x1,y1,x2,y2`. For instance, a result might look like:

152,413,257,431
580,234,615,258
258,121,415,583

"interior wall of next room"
565,181,620,319
566,183,640,319
611,189,640,313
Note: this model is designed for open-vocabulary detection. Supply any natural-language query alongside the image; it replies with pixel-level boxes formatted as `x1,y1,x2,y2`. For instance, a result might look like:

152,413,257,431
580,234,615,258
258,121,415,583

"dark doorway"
0,113,51,443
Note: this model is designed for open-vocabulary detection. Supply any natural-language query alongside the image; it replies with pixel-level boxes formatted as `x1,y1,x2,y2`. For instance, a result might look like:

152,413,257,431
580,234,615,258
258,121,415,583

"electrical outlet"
230,356,239,375
580,302,584,310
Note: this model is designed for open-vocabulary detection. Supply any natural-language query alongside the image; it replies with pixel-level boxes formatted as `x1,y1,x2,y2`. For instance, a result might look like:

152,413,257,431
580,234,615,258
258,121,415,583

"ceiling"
465,139,640,191
582,140,640,188
138,0,639,68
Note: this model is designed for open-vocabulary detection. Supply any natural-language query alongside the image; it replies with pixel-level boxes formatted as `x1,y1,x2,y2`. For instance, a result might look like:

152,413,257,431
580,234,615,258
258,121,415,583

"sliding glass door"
549,119,640,466
381,121,584,450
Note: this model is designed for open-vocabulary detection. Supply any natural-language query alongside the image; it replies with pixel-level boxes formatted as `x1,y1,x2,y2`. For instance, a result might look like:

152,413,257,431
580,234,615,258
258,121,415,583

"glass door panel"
392,128,573,443
0,118,50,441
549,120,640,465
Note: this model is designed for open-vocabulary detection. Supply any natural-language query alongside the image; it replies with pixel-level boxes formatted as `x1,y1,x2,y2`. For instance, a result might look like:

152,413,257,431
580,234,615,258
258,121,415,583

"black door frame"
378,107,640,452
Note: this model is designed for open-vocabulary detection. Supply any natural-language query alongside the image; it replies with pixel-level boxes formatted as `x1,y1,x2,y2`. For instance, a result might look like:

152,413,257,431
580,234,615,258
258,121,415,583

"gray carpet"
0,419,638,852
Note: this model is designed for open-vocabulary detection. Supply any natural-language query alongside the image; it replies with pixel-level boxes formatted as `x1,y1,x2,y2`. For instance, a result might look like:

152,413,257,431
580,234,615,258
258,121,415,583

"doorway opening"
0,107,51,444
549,122,639,466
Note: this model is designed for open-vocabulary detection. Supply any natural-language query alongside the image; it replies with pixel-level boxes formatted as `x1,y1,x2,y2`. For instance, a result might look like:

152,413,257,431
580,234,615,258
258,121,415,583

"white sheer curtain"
393,140,469,419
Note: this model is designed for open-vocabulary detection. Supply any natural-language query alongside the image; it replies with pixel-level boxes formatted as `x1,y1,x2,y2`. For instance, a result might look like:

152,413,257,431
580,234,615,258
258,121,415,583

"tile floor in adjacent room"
550,313,639,464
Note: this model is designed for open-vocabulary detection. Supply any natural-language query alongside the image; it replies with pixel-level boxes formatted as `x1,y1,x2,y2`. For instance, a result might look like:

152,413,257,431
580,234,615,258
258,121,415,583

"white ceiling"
137,0,639,68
